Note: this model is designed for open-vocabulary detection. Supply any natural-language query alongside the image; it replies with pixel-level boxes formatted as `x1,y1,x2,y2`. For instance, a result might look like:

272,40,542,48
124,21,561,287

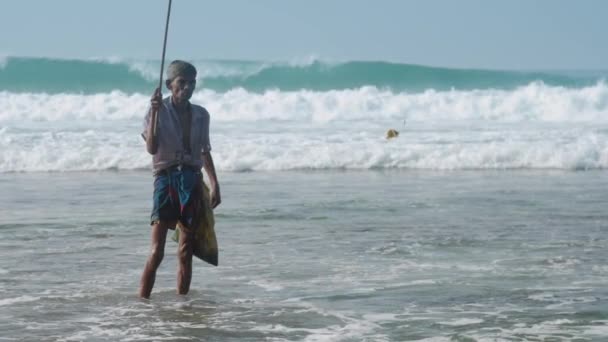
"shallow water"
1,170,607,341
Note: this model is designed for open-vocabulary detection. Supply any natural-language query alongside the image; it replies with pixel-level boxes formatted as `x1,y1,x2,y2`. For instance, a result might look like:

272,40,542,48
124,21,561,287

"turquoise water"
0,171,607,341
0,56,604,94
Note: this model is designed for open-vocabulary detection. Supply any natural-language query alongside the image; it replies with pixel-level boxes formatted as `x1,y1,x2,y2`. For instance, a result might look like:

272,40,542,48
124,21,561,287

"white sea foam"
247,280,284,291
197,81,608,123
1,81,607,123
285,54,341,68
584,321,608,336
87,55,125,64
409,337,452,342
0,91,148,122
2,82,608,172
0,295,40,306
361,313,400,322
126,60,159,82
251,316,386,342
1,127,607,172
438,318,484,326
125,59,269,83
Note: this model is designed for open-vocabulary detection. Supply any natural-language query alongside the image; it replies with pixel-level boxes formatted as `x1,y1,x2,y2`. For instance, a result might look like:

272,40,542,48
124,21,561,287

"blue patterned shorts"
151,165,201,228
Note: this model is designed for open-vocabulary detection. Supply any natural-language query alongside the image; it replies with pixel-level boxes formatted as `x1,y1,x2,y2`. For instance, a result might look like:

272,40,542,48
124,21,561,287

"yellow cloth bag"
173,175,218,266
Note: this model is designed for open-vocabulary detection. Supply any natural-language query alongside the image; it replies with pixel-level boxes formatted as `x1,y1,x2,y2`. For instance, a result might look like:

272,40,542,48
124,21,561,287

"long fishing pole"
153,0,173,137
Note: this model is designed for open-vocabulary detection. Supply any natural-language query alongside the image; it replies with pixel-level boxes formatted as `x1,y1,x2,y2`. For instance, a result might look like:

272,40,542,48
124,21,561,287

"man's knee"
178,233,193,263
178,245,192,263
149,244,165,267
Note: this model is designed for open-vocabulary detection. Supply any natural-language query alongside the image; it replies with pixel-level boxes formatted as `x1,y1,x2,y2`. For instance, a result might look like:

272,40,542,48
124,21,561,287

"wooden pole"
152,0,173,137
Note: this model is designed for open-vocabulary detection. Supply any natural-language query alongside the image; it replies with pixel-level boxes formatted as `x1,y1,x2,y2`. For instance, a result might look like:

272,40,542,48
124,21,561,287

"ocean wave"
1,125,607,172
0,56,603,93
1,82,607,123
2,78,608,173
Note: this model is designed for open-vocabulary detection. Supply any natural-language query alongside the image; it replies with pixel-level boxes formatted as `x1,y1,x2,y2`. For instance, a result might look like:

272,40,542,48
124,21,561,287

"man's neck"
171,97,190,113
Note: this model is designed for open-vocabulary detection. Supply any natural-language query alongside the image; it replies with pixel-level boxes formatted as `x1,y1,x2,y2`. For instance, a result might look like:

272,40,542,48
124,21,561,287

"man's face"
167,75,196,102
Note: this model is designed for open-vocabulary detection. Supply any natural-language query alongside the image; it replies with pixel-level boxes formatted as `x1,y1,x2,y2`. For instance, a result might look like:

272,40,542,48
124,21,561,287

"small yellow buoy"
386,129,399,139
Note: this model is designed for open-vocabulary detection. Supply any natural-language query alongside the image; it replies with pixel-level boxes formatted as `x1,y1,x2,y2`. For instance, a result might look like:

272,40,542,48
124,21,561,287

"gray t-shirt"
142,97,211,172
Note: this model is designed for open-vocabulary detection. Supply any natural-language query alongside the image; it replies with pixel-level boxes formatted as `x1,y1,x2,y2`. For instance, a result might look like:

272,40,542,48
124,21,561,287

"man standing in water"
139,60,221,299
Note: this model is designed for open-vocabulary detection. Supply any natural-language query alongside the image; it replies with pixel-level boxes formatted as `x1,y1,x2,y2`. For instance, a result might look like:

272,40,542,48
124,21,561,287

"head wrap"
166,60,197,81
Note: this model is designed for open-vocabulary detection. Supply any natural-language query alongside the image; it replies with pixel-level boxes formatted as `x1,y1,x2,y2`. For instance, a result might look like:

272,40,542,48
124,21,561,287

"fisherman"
139,60,221,299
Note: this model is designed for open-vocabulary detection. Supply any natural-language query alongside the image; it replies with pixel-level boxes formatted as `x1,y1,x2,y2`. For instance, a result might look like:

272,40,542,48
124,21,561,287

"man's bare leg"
177,224,194,295
139,220,175,299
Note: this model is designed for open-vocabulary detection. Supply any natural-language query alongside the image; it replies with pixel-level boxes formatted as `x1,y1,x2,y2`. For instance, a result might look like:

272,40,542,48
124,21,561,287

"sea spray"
1,57,607,172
